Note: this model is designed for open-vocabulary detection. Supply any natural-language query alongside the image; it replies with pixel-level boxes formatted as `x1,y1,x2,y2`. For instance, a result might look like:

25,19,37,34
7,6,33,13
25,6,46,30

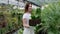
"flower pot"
0,15,7,28
29,19,41,26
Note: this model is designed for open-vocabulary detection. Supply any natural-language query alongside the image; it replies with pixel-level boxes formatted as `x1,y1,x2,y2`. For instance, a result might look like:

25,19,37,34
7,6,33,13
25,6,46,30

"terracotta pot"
2,22,7,28
0,15,7,28
29,19,41,26
0,21,7,28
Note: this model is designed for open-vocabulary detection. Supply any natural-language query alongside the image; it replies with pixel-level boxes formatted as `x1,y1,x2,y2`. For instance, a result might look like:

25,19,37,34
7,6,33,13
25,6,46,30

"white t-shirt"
23,13,34,34
23,13,31,25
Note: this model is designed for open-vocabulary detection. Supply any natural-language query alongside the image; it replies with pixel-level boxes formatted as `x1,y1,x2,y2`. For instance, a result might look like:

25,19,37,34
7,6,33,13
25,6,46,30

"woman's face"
28,4,32,13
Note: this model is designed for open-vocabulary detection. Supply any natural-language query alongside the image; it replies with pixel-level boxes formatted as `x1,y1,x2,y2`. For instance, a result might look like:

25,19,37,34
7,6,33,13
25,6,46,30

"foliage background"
41,2,60,34
0,2,60,34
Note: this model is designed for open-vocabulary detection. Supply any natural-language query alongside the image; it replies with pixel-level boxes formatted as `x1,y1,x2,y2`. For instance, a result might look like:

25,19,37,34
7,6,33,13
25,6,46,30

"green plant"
41,2,60,34
0,4,23,34
31,8,42,34
31,8,41,20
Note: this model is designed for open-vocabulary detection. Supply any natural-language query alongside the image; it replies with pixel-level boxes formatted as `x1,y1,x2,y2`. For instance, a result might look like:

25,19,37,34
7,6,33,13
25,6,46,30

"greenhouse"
0,0,60,34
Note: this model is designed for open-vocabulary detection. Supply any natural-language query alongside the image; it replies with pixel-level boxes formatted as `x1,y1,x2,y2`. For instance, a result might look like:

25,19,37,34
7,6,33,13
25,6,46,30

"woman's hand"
22,18,30,28
24,24,30,28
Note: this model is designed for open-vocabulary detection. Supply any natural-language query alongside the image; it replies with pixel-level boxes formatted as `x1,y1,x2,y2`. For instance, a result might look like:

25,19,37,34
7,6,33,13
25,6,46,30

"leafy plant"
41,2,60,34
31,8,42,34
31,8,41,20
0,4,23,34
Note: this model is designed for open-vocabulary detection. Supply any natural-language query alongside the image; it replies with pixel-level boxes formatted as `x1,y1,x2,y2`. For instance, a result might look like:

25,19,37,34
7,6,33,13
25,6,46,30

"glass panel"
26,0,60,6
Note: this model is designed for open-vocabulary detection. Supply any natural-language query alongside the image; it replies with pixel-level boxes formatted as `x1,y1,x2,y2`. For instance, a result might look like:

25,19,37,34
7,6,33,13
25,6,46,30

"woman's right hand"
24,24,30,28
22,18,30,28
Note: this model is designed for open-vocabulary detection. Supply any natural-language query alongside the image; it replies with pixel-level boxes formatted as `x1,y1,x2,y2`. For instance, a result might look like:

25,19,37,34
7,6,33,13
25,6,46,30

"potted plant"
0,14,7,28
29,15,41,26
29,8,41,26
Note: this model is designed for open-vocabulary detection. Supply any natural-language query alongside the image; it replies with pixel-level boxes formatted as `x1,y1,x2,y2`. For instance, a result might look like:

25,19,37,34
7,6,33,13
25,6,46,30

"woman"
22,3,35,34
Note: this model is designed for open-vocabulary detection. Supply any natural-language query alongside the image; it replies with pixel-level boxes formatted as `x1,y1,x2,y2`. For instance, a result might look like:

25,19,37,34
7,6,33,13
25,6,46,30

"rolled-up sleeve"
23,14,27,19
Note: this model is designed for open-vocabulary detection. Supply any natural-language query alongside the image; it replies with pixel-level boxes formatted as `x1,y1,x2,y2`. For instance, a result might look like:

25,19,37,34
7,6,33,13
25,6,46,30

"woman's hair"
25,3,32,13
